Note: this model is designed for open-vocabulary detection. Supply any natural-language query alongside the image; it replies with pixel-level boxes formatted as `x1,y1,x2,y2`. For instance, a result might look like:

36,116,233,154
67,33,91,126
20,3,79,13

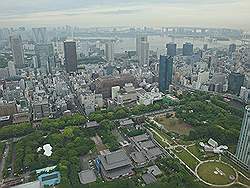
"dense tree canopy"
176,92,243,145
0,123,33,140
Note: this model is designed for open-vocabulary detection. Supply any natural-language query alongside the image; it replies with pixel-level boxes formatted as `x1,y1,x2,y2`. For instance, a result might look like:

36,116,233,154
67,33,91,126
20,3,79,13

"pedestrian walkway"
147,126,249,188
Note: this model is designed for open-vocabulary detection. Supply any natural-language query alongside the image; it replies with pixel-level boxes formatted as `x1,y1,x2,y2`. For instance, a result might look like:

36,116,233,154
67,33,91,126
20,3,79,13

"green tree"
63,127,74,138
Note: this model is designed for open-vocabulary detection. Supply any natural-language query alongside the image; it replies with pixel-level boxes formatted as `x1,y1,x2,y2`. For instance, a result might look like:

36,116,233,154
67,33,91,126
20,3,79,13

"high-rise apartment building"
159,55,173,92
10,35,25,68
64,41,77,73
235,105,250,170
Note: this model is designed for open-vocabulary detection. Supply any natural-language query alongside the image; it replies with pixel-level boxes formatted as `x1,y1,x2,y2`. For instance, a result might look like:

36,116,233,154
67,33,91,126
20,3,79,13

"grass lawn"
187,144,219,161
174,149,200,171
148,126,175,145
227,184,248,188
197,161,236,185
151,131,169,148
175,139,194,146
154,116,192,135
238,173,250,186
175,146,183,152
221,156,249,178
205,154,219,161
187,145,203,159
228,144,237,153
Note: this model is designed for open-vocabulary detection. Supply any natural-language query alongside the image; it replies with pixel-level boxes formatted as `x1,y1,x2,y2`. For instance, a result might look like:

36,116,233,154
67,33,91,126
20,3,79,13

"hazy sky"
1,0,250,30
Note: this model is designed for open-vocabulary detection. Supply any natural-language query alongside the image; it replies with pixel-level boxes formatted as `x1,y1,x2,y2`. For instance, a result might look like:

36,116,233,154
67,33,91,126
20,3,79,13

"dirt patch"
154,116,192,135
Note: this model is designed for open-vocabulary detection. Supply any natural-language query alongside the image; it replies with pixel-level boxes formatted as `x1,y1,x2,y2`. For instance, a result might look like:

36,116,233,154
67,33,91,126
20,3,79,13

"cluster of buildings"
171,42,250,102
94,119,165,182
0,25,249,186
10,166,61,188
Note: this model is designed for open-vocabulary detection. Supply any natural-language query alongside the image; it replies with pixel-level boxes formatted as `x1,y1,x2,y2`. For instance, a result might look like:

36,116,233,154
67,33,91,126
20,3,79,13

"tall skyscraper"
183,42,193,56
136,35,149,65
159,55,173,92
10,35,25,68
32,27,47,44
33,56,38,69
229,43,236,56
203,44,208,51
105,41,114,62
136,35,148,56
236,105,250,170
139,41,149,65
64,41,77,73
8,61,16,77
228,72,245,95
166,43,177,57
35,44,54,74
0,28,10,40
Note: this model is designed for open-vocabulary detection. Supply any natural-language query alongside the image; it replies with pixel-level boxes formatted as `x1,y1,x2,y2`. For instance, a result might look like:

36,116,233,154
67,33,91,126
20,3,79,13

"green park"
0,91,249,188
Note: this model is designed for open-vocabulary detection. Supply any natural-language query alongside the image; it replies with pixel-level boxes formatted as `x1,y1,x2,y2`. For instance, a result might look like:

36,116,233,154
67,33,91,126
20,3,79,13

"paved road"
173,83,243,103
0,143,9,183
113,107,174,123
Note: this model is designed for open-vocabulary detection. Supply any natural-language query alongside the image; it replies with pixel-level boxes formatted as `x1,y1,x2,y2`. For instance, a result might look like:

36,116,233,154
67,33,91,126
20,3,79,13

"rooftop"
36,166,57,174
11,181,43,188
130,151,147,164
130,134,149,143
139,140,155,149
142,173,157,185
119,118,134,126
78,169,97,184
98,149,133,171
144,147,163,159
0,115,10,121
86,121,100,128
147,165,162,176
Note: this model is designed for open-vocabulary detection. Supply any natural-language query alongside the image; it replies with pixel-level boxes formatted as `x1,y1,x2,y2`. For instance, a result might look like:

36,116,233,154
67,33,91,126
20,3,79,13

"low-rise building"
37,171,61,187
137,88,163,106
0,101,17,116
78,169,97,185
117,84,138,105
118,118,135,127
130,133,163,161
0,115,11,126
13,113,30,124
11,181,44,188
33,99,51,120
96,149,134,180
86,121,100,129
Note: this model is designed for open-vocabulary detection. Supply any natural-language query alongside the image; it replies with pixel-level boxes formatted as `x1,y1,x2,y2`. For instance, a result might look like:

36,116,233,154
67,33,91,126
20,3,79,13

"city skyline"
1,0,250,31
0,1,250,187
